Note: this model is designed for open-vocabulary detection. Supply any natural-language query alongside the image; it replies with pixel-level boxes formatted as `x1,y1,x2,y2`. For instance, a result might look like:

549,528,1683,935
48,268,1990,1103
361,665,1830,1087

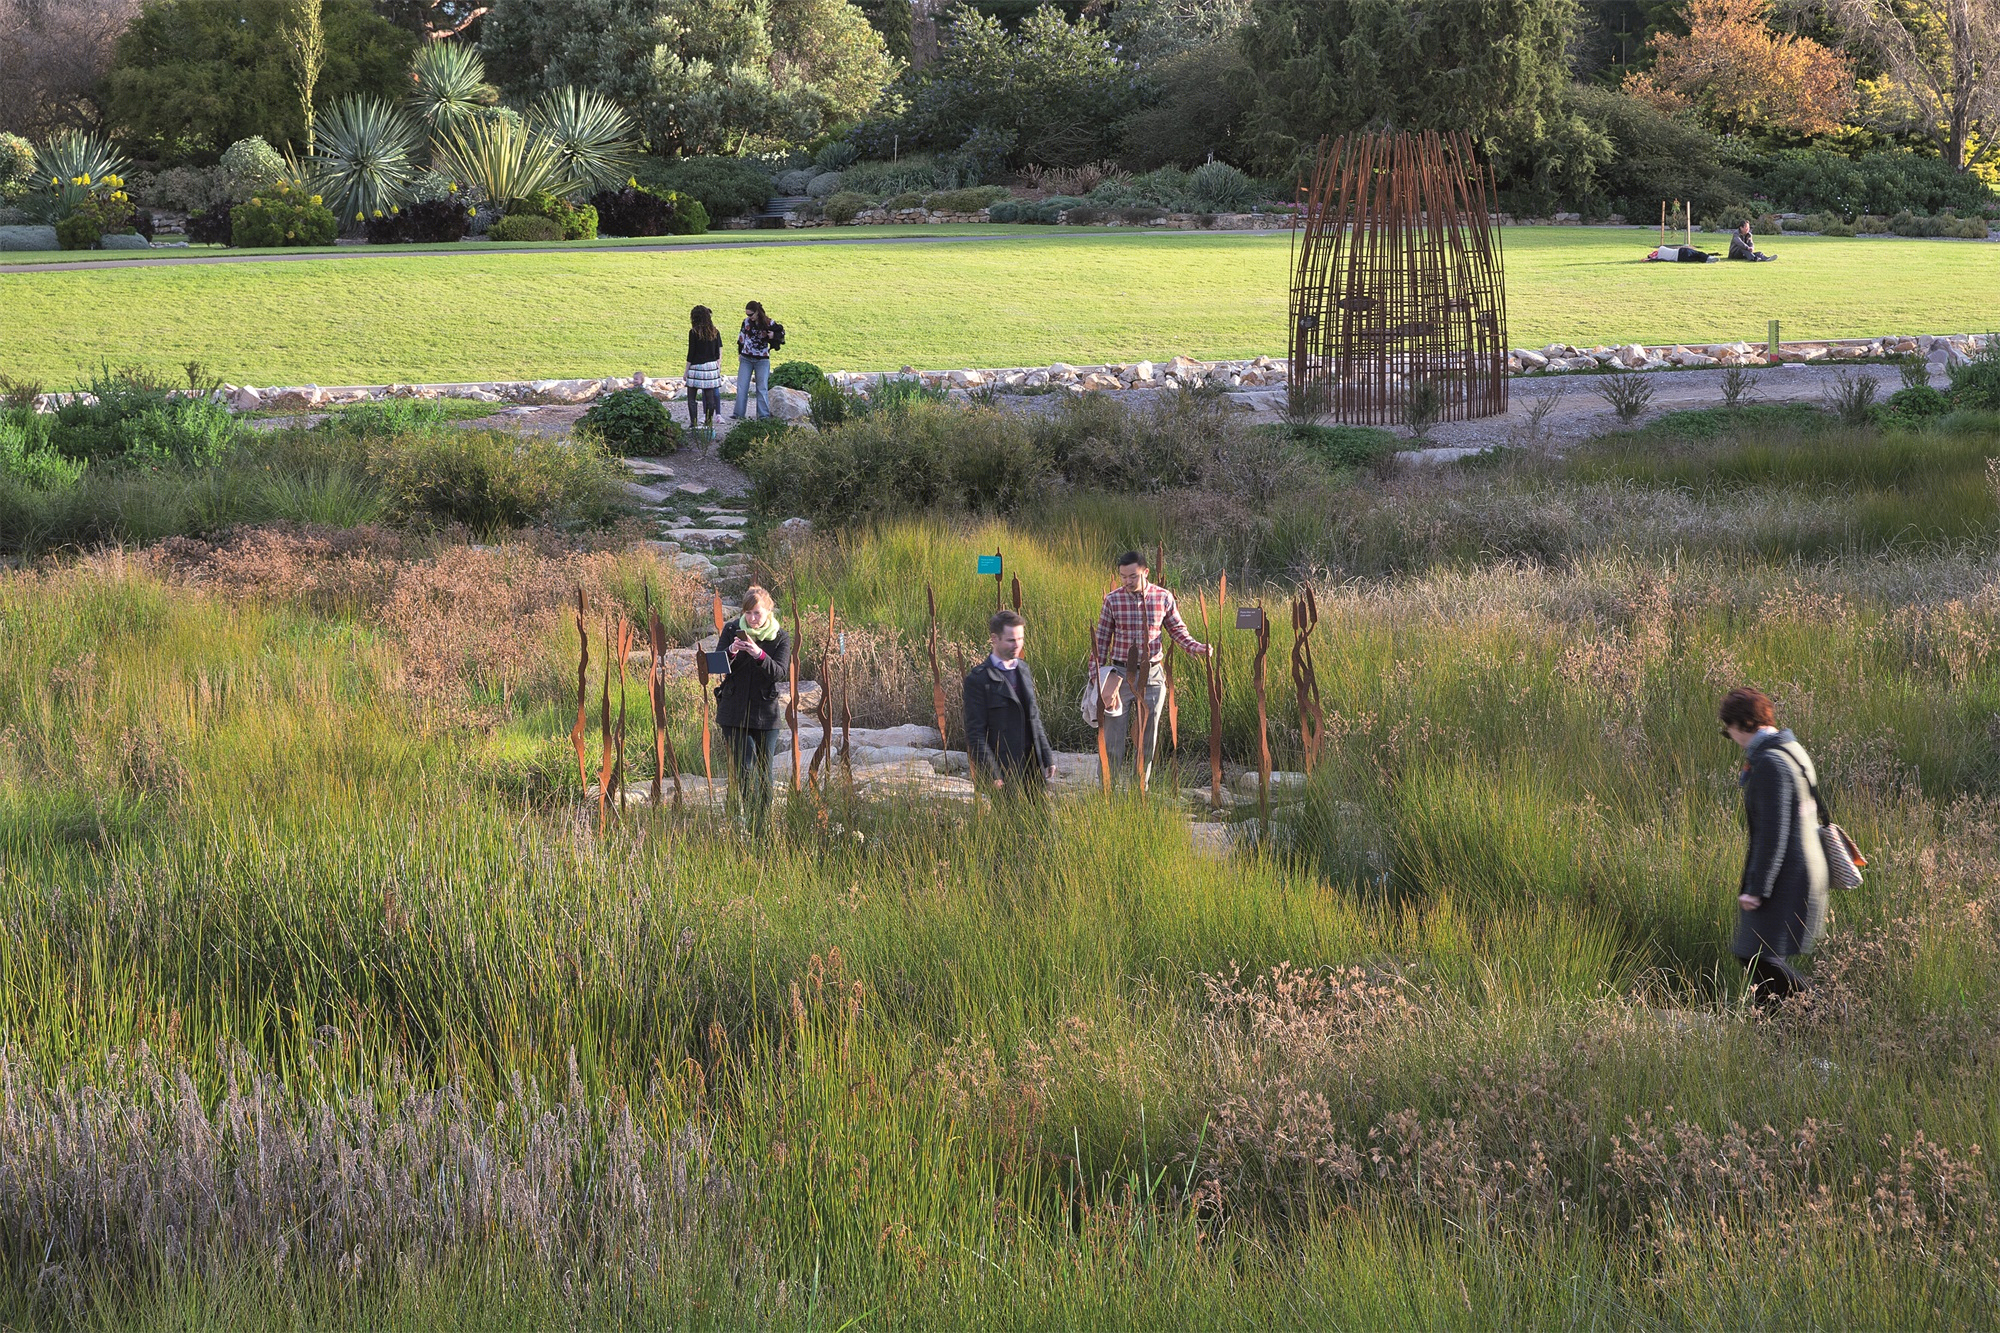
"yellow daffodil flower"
310,195,322,205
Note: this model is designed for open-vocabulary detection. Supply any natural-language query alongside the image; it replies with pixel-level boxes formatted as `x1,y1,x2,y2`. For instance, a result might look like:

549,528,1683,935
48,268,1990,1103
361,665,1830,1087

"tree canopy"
1237,0,1581,173
1623,0,1856,137
478,0,896,157
101,0,416,160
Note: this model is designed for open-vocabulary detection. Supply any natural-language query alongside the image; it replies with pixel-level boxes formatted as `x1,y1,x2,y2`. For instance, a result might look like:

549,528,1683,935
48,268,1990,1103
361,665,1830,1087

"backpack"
768,321,786,350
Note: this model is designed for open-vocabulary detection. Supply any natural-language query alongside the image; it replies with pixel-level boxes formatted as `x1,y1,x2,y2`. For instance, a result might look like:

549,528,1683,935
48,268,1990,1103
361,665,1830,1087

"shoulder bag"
1778,741,1866,890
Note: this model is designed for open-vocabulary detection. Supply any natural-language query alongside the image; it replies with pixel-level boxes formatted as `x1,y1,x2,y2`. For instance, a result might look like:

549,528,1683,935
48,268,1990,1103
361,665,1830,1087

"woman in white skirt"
684,305,724,439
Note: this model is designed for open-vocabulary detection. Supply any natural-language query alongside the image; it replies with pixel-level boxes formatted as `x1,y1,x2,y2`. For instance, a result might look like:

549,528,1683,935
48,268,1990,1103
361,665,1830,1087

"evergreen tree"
862,0,912,68
1239,0,1581,173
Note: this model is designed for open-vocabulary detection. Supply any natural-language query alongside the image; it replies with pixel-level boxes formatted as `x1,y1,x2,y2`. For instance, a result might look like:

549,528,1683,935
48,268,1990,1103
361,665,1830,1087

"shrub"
1877,384,1950,429
1064,205,1103,225
367,426,627,533
365,197,475,244
1282,423,1401,468
0,132,33,204
231,183,337,248
666,193,708,235
882,191,924,211
49,367,246,467
719,416,790,464
1948,339,2000,412
185,204,235,245
507,191,597,240
822,190,869,223
1596,373,1655,424
580,388,682,457
775,168,814,195
486,214,562,242
591,183,674,236
1824,371,1879,426
631,156,772,220
771,362,829,392
813,140,859,172
142,164,235,214
805,171,844,200
923,186,1007,213
838,155,954,197
744,401,1045,525
808,382,850,429
219,137,286,193
1186,160,1256,212
54,177,136,250
1118,205,1166,225
0,407,87,490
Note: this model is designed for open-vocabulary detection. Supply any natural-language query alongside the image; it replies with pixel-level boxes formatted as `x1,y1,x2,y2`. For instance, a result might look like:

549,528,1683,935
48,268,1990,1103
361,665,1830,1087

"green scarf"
741,612,781,643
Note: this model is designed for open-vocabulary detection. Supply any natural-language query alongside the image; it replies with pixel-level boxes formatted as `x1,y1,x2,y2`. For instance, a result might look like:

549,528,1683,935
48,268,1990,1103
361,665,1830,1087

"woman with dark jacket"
1721,686,1829,1003
733,300,774,420
714,584,791,829
684,305,724,438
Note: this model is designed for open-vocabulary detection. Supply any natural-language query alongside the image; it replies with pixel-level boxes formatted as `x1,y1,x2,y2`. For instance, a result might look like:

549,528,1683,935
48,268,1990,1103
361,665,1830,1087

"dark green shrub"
1877,385,1951,429
665,193,708,235
507,192,597,240
487,214,562,242
630,156,772,220
592,183,673,236
771,362,829,392
808,382,850,429
1280,423,1402,468
1118,205,1166,225
363,198,475,244
986,199,1023,222
581,388,683,456
719,417,790,464
822,190,870,223
1065,205,1103,225
49,367,246,466
1948,340,2000,412
923,186,1008,213
186,204,234,245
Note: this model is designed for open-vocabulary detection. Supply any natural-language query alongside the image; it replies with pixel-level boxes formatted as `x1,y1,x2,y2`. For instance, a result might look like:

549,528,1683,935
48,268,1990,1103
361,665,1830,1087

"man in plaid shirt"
1091,550,1210,784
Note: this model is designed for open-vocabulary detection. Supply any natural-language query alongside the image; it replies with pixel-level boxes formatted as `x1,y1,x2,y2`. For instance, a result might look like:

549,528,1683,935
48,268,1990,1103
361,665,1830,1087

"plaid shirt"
1092,583,1206,668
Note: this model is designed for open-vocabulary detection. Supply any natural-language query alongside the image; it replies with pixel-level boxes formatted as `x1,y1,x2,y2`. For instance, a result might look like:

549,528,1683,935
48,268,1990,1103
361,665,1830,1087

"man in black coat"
963,609,1055,794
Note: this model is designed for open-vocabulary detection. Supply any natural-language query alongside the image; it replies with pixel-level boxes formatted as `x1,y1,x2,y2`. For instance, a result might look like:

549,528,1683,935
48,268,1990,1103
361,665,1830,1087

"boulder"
228,385,264,412
1231,770,1310,796
1514,349,1549,369
1133,359,1156,382
767,385,812,420
264,385,325,410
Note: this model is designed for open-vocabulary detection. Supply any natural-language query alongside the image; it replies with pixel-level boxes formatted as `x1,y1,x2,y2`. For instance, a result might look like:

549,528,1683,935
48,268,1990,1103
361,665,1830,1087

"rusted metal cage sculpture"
1289,131,1508,425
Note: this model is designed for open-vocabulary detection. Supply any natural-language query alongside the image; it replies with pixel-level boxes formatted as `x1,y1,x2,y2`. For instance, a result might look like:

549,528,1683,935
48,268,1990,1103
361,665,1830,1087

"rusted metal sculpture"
1251,602,1271,824
926,584,949,756
647,595,683,810
810,602,835,793
1157,541,1177,753
1290,131,1507,425
1290,587,1323,776
571,590,591,794
788,593,803,797
1198,586,1224,811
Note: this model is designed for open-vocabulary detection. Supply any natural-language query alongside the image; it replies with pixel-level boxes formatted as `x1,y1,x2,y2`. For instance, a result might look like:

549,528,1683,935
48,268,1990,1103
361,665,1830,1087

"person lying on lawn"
1646,243,1717,263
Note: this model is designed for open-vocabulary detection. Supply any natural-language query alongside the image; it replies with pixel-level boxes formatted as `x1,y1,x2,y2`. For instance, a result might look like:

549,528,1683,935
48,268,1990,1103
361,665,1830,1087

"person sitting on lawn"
1729,220,1776,262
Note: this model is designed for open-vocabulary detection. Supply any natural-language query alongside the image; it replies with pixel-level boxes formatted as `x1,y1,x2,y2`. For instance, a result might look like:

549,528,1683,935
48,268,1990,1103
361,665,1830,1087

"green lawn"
3,226,1995,386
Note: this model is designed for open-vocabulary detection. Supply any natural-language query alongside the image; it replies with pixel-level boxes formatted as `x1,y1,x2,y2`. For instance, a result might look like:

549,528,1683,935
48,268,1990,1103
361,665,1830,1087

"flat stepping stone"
665,529,743,544
675,482,713,495
694,514,748,528
625,458,676,478
624,481,672,503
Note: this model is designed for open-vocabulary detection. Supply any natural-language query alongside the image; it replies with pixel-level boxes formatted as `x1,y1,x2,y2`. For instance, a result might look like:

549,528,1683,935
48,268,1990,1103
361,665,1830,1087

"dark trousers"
723,726,779,829
1743,953,1808,1005
687,386,719,428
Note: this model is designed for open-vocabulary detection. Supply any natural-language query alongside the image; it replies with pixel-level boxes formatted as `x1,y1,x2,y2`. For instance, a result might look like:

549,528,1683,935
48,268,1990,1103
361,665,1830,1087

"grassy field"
2,227,1996,387
4,396,2000,1325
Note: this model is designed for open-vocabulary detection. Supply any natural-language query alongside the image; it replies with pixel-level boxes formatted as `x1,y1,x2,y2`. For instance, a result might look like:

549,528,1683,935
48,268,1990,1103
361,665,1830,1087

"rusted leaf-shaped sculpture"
1252,602,1271,823
810,603,835,792
571,589,591,794
598,612,615,831
926,584,949,756
1198,590,1223,810
787,593,802,797
1291,586,1324,775
648,600,682,809
695,645,713,801
613,616,634,814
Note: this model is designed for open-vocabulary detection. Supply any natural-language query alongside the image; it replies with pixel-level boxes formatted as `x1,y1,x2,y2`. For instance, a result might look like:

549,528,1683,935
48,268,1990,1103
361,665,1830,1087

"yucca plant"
313,94,422,225
33,130,129,211
526,86,636,193
409,41,497,138
434,115,578,208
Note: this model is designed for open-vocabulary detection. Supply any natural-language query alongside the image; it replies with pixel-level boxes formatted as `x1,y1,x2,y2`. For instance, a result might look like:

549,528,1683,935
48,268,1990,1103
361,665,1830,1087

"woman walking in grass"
733,300,774,420
714,585,791,831
1721,686,1829,1004
684,305,723,439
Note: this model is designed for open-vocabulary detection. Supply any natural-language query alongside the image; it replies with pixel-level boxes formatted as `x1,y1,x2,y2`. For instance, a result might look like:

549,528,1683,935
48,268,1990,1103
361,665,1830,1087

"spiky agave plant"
33,130,129,210
313,94,422,225
433,114,578,209
409,41,497,138
526,86,636,194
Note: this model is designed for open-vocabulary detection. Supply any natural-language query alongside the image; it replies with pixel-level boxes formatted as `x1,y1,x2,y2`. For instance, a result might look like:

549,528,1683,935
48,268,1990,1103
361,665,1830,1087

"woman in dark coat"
713,584,791,830
1720,686,1828,1003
